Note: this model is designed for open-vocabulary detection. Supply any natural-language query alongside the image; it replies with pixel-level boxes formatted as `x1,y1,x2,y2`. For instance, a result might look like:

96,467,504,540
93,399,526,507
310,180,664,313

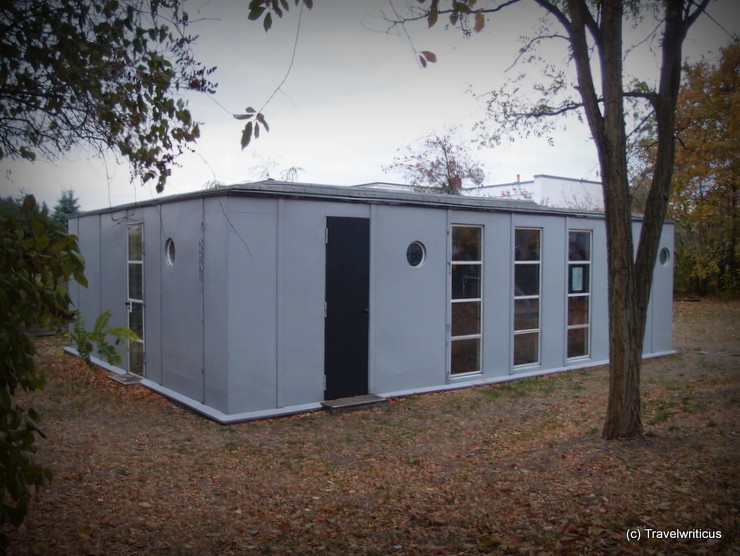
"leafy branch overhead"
0,0,217,192
235,108,270,149
239,0,313,148
248,0,314,32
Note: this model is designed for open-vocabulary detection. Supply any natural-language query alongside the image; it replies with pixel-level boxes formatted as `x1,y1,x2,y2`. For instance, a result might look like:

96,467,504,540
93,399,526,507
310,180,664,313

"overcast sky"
1,0,737,211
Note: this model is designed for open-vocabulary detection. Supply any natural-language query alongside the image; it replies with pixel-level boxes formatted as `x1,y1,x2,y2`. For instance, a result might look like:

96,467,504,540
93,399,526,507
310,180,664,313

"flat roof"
75,180,610,219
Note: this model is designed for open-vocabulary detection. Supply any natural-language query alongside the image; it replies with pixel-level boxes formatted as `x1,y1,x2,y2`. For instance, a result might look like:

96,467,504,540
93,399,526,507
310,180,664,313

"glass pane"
568,328,589,358
451,301,481,336
406,242,425,267
129,340,145,376
452,227,481,261
128,263,143,300
128,224,143,261
569,231,591,261
452,264,481,299
451,338,480,374
568,264,590,294
514,332,539,366
515,229,540,261
568,296,589,325
129,302,144,337
514,298,539,331
165,238,176,266
514,264,539,297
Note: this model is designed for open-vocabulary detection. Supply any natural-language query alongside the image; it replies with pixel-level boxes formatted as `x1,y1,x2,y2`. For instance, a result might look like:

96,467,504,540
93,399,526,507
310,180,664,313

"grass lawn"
5,299,739,554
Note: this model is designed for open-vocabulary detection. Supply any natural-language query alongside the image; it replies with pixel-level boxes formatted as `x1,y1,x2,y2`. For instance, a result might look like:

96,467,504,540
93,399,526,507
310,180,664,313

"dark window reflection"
452,301,481,336
514,299,539,331
452,264,481,299
451,338,480,374
514,332,538,366
452,227,481,261
515,229,540,261
567,328,588,358
515,264,539,296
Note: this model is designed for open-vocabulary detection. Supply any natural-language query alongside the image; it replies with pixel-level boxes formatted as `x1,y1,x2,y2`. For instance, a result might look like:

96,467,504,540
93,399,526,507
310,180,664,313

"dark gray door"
324,217,370,400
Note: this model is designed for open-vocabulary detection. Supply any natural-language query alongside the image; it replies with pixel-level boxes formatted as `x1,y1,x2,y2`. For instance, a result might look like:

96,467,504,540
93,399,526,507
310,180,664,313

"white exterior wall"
371,205,448,392
469,174,604,210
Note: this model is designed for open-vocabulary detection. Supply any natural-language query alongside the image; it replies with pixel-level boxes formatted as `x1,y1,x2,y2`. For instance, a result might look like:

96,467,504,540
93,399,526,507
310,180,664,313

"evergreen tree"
52,190,81,229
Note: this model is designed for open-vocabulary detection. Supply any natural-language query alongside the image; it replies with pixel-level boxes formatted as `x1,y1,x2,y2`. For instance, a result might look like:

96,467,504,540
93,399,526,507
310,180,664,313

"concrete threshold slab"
107,373,141,385
321,393,388,415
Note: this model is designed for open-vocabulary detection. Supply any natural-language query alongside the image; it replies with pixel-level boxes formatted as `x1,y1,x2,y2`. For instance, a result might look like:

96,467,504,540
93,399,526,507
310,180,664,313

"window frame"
127,223,145,376
513,227,541,368
566,229,592,360
449,225,484,377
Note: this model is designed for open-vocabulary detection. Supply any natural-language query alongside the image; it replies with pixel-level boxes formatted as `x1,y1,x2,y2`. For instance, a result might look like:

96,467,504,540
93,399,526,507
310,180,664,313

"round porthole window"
658,247,670,266
165,238,176,266
406,241,426,267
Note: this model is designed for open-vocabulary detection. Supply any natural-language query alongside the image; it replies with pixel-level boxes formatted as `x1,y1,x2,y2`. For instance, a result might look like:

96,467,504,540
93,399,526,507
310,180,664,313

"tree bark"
526,0,708,438
560,0,644,439
599,0,647,439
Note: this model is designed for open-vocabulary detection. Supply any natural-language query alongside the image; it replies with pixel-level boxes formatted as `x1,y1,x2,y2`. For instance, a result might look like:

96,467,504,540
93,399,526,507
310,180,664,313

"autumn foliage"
670,42,739,296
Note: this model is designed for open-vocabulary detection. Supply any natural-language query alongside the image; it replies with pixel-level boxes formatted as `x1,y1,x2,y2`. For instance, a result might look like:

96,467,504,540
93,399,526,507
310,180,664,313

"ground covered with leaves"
5,299,739,554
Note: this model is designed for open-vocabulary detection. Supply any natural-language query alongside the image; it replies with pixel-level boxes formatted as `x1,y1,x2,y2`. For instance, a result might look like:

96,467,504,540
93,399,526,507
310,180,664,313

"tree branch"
504,33,570,73
624,90,660,110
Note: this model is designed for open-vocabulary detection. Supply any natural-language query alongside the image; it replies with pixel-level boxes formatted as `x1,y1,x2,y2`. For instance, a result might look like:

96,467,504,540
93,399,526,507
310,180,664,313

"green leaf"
428,6,438,27
19,147,36,161
29,218,45,237
263,12,272,32
241,121,253,149
453,1,472,14
247,4,265,21
256,113,270,132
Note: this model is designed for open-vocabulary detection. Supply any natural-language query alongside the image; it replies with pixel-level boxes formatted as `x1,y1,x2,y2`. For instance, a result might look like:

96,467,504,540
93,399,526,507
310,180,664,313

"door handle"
362,308,369,318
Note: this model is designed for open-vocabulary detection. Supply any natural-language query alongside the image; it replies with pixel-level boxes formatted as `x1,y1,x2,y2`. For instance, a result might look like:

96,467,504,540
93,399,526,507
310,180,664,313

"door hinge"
323,374,327,390
325,227,329,244
324,302,327,318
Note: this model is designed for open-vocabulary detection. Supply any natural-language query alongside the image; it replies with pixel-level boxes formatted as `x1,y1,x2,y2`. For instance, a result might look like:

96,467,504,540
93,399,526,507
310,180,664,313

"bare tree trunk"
599,0,647,439
557,0,701,438
562,0,644,438
602,270,645,438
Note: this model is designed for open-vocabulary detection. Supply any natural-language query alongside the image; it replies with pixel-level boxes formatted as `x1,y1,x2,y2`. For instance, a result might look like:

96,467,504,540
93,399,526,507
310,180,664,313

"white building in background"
466,174,604,211
358,175,604,211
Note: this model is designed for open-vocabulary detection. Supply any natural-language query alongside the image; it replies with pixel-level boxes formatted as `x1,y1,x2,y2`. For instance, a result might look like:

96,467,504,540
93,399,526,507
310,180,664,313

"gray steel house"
68,181,675,422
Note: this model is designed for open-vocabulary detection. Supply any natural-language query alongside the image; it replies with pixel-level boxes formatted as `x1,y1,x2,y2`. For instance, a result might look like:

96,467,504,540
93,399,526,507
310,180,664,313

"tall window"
450,226,482,375
127,223,145,375
567,230,591,358
514,228,541,366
